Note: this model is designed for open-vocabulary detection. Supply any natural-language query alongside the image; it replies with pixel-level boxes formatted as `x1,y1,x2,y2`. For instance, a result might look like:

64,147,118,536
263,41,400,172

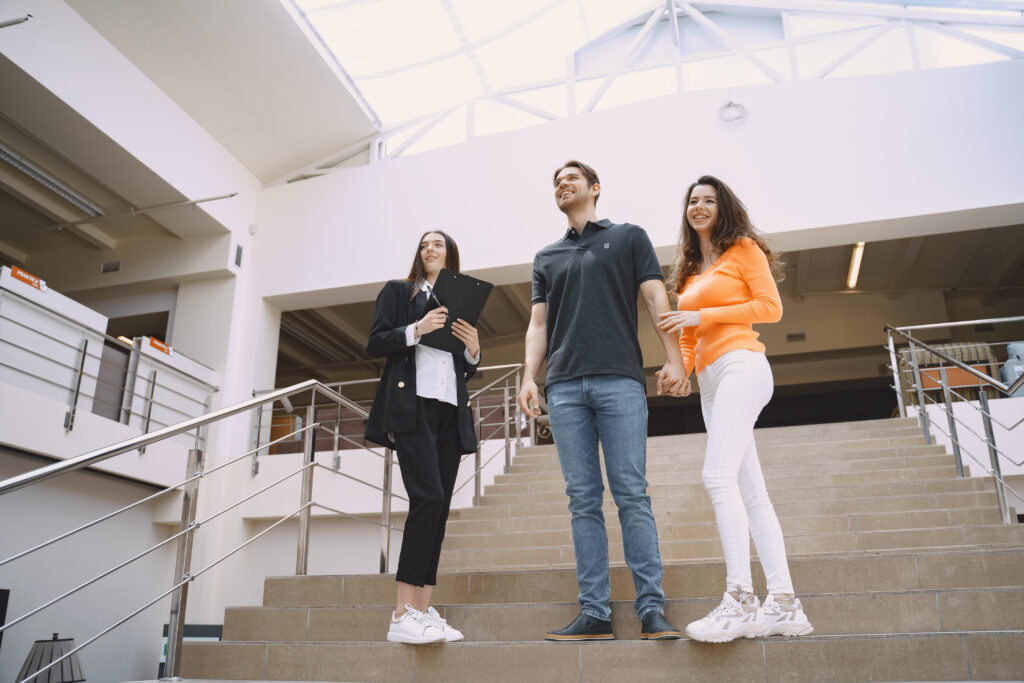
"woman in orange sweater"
658,175,813,643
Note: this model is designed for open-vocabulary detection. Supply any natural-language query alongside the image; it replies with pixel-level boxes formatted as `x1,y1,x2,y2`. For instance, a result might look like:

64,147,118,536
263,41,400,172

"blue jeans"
545,375,665,620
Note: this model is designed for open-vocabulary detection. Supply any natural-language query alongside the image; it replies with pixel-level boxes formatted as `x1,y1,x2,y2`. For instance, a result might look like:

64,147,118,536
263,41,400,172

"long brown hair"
406,230,461,299
666,175,784,293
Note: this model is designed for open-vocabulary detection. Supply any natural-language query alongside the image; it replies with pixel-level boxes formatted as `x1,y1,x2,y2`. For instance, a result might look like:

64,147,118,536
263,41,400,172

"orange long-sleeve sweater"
677,237,782,376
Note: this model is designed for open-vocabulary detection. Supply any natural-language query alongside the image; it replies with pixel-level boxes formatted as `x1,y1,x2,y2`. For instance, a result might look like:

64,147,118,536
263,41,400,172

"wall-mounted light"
117,336,134,345
719,101,746,123
847,241,865,289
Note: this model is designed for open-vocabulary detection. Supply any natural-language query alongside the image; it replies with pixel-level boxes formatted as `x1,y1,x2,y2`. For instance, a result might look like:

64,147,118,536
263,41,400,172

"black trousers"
394,397,462,586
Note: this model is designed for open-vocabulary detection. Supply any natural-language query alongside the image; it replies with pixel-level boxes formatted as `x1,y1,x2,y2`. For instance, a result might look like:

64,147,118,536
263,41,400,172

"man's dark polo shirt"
531,218,664,387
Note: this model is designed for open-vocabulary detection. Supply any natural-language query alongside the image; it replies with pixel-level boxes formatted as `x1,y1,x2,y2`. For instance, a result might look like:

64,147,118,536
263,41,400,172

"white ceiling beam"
0,165,116,250
667,0,686,92
809,20,897,79
488,94,559,121
905,19,922,70
0,240,27,263
781,11,800,79
584,5,667,113
386,107,458,159
677,1,788,81
692,0,1024,26
921,21,1024,58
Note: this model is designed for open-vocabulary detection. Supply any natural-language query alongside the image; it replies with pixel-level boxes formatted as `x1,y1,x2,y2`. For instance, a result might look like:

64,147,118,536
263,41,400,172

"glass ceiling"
285,0,1024,160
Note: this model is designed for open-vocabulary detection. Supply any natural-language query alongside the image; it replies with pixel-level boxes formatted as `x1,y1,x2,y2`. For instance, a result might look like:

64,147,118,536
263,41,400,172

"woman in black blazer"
365,230,480,644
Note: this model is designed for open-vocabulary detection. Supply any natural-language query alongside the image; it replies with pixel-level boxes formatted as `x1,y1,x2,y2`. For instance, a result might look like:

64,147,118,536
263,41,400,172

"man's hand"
655,360,688,397
518,377,542,419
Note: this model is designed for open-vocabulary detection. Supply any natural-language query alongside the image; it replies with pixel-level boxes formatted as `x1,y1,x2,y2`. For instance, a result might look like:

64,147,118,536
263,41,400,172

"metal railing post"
907,340,932,445
63,339,88,432
139,370,158,455
503,384,511,474
514,370,523,450
474,401,482,506
163,447,204,681
938,366,964,477
887,330,906,418
332,404,341,470
251,403,263,476
295,405,316,575
379,448,394,573
978,389,1011,524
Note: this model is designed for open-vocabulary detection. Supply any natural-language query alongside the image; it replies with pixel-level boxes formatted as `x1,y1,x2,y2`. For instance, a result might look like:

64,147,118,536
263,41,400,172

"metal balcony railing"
885,317,1024,525
0,365,526,682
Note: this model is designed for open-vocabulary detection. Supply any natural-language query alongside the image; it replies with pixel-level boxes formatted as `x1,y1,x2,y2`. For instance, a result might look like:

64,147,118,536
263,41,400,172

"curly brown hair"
666,175,784,294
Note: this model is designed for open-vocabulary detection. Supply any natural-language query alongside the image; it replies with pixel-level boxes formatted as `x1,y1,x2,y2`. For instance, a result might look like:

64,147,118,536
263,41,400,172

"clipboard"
420,268,494,355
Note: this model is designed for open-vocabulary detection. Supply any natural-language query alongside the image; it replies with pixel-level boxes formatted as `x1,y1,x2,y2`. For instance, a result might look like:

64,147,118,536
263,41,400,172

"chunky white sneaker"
425,606,465,642
685,592,760,643
387,604,446,644
753,595,814,637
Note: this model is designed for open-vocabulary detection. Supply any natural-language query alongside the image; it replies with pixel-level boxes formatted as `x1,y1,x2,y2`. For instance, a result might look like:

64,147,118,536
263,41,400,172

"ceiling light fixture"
0,142,103,218
847,241,865,289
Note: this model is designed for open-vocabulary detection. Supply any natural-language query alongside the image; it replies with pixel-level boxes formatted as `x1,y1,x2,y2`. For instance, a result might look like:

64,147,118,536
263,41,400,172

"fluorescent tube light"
847,241,865,289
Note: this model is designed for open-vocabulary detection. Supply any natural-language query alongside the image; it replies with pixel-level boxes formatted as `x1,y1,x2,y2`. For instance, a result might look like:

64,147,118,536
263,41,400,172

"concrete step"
442,507,1005,550
179,632,1023,682
487,453,957,495
263,549,1024,608
483,462,962,499
222,587,1024,643
447,493,1003,535
437,524,1024,570
510,438,936,471
458,476,996,522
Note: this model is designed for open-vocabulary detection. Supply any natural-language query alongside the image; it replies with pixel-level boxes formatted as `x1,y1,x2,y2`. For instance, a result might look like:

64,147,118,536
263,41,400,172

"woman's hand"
415,306,449,338
657,310,701,335
451,318,479,357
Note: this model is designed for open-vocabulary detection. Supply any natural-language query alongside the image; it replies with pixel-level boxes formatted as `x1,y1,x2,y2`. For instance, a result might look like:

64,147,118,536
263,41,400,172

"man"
518,160,689,641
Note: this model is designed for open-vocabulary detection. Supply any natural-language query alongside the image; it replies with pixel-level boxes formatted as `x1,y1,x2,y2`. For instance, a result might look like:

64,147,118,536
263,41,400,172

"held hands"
517,378,542,419
657,310,701,336
655,362,691,397
451,318,479,357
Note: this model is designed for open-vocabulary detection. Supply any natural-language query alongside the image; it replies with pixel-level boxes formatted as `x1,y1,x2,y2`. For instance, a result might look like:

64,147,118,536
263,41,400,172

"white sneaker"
753,594,814,637
424,606,465,642
685,592,760,643
387,604,446,644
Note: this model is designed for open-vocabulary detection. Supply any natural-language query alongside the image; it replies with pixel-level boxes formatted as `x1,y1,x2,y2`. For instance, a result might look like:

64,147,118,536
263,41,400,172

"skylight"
283,0,1024,163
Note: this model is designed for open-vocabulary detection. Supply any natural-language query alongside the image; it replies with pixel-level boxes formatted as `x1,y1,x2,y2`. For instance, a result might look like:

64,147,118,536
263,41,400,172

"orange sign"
11,266,45,291
149,337,173,355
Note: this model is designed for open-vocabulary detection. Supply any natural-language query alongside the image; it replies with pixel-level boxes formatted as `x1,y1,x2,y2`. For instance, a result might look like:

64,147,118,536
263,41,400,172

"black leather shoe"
641,611,681,640
544,612,614,641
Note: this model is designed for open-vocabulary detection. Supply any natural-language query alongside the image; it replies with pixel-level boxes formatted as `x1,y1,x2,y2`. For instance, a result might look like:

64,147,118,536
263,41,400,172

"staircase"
178,417,1024,682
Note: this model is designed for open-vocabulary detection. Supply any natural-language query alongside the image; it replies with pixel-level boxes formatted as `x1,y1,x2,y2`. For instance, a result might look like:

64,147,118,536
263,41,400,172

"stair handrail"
884,317,1024,524
0,379,390,682
0,379,350,495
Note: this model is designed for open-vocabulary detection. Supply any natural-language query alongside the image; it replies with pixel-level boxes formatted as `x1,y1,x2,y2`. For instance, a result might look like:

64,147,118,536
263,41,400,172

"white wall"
910,397,1024,480
252,60,1024,309
0,452,176,683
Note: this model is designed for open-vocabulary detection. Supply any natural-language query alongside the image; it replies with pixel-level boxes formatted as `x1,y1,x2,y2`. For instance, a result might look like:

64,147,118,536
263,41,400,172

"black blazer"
364,279,480,454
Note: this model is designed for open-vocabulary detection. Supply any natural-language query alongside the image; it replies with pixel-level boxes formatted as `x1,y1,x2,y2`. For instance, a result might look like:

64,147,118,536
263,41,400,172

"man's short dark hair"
553,160,601,206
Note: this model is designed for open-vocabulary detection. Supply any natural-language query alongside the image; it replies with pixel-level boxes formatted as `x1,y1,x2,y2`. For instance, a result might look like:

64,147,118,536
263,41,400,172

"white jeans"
697,349,794,595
